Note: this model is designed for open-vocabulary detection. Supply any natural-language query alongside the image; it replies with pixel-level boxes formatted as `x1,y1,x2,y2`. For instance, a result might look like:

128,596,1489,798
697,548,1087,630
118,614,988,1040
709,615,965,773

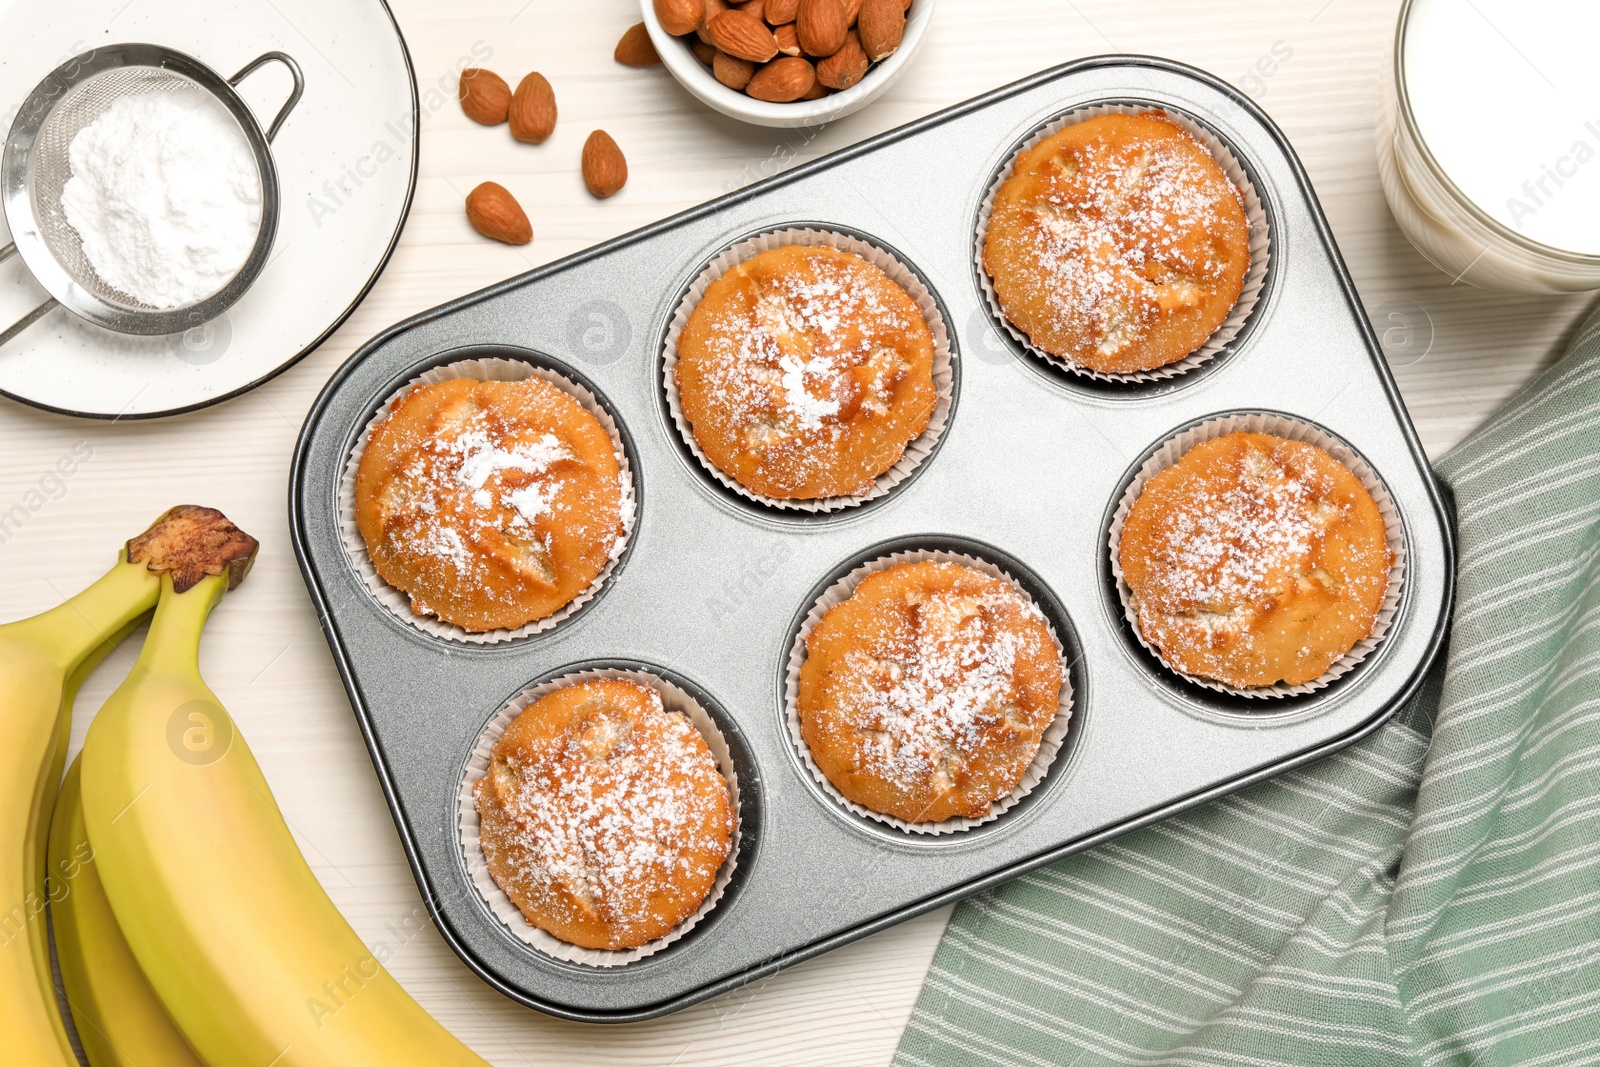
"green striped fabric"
896,310,1600,1067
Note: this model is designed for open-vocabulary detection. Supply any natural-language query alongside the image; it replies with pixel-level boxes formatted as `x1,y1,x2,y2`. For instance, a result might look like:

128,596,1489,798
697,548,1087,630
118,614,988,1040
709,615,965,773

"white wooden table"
6,1,1594,1063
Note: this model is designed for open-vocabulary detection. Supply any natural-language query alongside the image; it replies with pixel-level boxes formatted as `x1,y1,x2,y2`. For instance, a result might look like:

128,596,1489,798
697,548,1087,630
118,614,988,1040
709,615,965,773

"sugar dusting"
1144,446,1340,612
831,578,1048,802
779,353,841,429
685,247,924,492
993,113,1246,361
1127,434,1371,666
478,685,731,937
376,393,619,617
393,425,568,575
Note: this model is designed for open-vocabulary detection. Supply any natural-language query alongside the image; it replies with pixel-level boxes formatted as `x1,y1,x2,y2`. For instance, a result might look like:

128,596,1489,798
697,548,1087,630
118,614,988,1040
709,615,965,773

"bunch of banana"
0,515,165,1066
50,757,207,1066
0,505,490,1065
67,509,492,1066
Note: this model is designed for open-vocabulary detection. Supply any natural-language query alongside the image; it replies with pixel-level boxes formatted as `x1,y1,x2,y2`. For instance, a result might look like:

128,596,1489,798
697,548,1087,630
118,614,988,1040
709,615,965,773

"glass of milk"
1378,0,1600,292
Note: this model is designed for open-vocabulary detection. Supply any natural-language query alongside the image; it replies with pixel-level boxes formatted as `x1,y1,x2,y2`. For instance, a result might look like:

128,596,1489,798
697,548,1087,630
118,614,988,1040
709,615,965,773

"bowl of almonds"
643,0,932,127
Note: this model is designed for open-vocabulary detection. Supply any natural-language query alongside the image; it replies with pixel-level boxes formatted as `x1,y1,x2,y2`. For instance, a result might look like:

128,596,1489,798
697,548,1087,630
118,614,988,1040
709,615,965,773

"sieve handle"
0,299,58,349
229,51,305,143
0,243,58,347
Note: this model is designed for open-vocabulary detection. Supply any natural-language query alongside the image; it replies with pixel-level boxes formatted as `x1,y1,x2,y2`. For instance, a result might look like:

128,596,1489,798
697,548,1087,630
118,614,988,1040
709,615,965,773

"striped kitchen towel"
896,307,1600,1067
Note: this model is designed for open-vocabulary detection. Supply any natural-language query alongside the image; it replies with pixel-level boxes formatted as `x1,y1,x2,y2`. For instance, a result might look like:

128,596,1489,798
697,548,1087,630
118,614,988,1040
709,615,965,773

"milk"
1404,0,1600,255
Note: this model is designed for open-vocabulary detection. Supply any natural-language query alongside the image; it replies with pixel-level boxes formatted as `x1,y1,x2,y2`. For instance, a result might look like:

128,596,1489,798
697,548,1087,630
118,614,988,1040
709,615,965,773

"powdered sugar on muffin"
355,377,626,632
474,679,733,950
798,560,1064,823
675,244,938,499
1118,431,1392,688
984,110,1251,375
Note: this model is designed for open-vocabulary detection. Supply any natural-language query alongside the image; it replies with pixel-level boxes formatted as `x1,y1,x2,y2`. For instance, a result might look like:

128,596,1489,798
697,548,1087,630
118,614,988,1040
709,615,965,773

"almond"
458,68,510,125
796,0,847,57
465,182,531,245
844,0,864,23
691,38,718,64
801,79,828,99
508,72,556,143
856,0,904,61
740,0,767,22
745,55,814,101
707,10,778,62
713,50,755,89
581,131,628,198
816,28,867,89
773,22,801,55
655,0,704,36
614,23,662,67
765,0,799,23
697,0,728,43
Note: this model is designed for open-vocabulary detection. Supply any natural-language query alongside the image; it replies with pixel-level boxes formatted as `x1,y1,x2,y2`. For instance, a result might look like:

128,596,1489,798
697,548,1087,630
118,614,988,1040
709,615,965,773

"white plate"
0,0,417,419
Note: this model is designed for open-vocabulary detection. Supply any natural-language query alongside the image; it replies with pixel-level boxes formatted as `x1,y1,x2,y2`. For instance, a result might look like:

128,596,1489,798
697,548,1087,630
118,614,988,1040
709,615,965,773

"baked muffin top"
474,678,734,951
1118,431,1392,688
798,560,1064,823
355,376,625,633
674,244,938,500
983,111,1251,375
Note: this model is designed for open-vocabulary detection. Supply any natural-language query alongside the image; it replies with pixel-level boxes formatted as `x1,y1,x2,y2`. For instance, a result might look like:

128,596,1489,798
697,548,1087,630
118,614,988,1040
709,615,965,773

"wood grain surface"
4,1,1593,1063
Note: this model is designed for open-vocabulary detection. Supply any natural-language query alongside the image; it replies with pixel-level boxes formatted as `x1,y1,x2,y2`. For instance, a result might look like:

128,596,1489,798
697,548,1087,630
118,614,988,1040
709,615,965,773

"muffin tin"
289,56,1456,1021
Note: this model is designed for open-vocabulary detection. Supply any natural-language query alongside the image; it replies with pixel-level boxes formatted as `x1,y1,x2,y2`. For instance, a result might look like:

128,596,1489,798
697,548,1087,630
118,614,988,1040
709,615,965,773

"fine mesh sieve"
0,44,304,346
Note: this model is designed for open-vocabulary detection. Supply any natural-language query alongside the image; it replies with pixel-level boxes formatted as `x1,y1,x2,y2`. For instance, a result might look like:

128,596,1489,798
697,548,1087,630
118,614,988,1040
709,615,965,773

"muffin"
1118,431,1392,688
983,110,1251,375
473,678,734,951
674,243,938,500
355,375,626,633
798,560,1064,823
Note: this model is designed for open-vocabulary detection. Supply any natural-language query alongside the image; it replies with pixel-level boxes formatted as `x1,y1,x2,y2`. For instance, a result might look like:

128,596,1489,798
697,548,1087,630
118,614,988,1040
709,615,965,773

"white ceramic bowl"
641,0,935,128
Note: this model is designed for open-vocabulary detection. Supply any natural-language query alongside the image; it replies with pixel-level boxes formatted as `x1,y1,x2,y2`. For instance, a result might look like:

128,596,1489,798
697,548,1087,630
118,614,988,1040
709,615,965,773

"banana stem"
1,560,160,675
133,575,228,679
1,505,257,678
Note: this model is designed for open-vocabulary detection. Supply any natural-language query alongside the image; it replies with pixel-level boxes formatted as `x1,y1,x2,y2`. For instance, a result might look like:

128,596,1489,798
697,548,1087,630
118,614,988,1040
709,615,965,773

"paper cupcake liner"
975,101,1272,384
784,548,1075,835
457,668,742,967
1108,413,1407,699
339,357,636,645
662,226,954,513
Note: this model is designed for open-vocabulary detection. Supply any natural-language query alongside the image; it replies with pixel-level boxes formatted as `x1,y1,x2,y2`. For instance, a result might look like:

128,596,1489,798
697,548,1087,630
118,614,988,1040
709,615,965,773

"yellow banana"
50,757,207,1067
0,554,161,1067
81,563,491,1063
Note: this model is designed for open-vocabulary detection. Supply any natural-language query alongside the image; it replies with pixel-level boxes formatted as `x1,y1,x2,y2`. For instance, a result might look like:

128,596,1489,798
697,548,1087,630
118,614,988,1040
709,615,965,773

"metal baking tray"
290,55,1455,1022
